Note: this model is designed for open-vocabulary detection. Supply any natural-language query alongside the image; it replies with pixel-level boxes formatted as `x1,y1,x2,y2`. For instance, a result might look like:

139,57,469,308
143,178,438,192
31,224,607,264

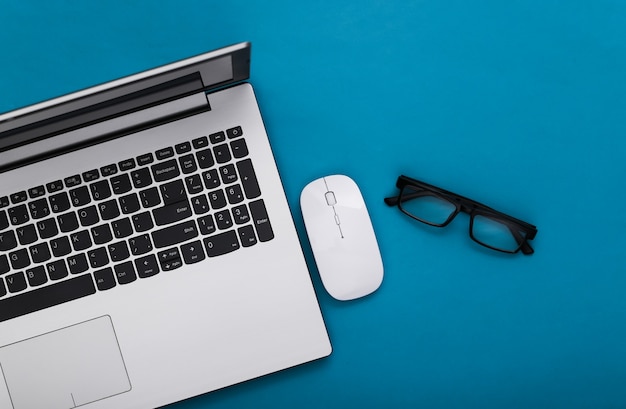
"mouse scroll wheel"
325,191,337,206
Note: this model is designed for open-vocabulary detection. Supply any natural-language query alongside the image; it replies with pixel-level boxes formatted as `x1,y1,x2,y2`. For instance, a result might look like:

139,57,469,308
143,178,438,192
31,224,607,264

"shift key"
152,220,198,248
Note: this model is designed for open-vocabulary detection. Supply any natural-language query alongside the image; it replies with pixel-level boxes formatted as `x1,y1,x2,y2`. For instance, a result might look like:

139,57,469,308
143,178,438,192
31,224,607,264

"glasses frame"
384,175,538,255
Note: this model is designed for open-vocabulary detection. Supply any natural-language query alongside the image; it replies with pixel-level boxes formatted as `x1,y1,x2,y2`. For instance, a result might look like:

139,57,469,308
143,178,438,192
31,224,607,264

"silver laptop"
0,42,331,409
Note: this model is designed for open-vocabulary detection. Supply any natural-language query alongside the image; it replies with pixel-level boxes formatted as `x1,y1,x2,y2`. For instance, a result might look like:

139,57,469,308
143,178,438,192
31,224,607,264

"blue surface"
2,1,626,408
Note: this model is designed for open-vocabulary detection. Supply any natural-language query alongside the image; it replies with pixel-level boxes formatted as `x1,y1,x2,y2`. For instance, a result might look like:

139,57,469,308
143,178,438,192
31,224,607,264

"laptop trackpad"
0,316,131,409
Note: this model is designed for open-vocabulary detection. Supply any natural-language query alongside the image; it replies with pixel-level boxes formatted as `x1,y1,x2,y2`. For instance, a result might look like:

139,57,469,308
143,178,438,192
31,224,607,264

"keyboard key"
119,193,141,214
51,236,72,257
161,257,183,271
5,272,27,293
46,180,64,193
230,138,248,158
82,169,99,182
225,184,245,204
16,224,37,245
139,187,161,208
131,168,153,189
158,247,180,262
192,136,208,149
114,261,137,285
9,248,30,270
94,267,116,291
196,148,214,169
153,201,192,226
191,195,209,215
151,159,180,182
89,180,112,201
9,204,30,225
129,234,153,256
88,247,109,269
108,241,130,262
58,212,79,233
219,164,238,184
28,185,46,199
70,186,91,207
232,204,251,225
155,147,174,160
160,179,187,205
0,196,8,208
238,225,258,248
209,131,226,144
197,215,216,235
67,253,89,274
26,266,47,287
135,254,159,278
47,260,69,280
0,210,8,230
112,218,133,239
98,199,120,220
49,192,71,213
28,198,50,219
78,205,100,227
213,143,231,164
137,153,154,166
0,255,10,275
29,242,51,264
185,174,203,195
64,175,81,188
132,212,154,232
0,274,95,323
0,230,17,251
202,169,220,189
237,159,261,199
100,163,118,177
91,224,113,245
215,210,233,230
0,279,4,297
119,158,136,171
111,174,132,194
208,189,227,210
175,141,192,154
181,240,205,264
226,125,243,139
179,154,198,174
36,218,59,239
249,199,274,242
203,230,240,257
152,220,199,248
10,191,28,204
70,230,92,251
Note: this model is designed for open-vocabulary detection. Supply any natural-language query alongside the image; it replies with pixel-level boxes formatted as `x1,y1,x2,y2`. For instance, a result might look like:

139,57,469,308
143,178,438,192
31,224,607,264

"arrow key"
181,240,205,264
135,254,159,278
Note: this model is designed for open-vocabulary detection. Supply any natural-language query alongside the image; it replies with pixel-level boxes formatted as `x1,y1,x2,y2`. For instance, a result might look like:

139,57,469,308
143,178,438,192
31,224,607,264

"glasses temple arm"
384,191,432,207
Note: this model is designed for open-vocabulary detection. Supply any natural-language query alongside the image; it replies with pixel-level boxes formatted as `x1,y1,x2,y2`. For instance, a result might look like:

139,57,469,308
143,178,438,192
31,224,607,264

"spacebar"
0,274,96,323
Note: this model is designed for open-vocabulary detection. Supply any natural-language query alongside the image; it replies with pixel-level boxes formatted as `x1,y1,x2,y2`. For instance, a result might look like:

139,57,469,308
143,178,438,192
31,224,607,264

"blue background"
2,1,626,408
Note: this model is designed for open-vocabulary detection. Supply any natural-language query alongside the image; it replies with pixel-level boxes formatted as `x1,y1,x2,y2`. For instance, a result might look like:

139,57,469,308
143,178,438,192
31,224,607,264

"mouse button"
325,191,337,206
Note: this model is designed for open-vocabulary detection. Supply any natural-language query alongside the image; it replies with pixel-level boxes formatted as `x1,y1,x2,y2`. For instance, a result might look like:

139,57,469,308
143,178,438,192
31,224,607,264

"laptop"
0,42,331,408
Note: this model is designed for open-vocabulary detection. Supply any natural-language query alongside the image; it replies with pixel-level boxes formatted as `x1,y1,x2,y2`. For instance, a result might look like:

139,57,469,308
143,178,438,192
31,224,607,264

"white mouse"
300,175,383,301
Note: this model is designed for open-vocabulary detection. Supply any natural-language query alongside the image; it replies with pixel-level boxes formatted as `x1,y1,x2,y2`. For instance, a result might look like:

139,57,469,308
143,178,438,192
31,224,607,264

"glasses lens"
471,214,526,252
399,186,456,226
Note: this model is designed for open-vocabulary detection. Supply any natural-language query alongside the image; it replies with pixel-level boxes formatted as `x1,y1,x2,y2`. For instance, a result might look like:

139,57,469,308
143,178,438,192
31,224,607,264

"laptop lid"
0,42,250,171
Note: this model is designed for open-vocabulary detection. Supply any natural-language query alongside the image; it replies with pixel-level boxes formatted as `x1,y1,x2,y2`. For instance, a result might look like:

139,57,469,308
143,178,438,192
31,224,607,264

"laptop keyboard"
0,126,274,323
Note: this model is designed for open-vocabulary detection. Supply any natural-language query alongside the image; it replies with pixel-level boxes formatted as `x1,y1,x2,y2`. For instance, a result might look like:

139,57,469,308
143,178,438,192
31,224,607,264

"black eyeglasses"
384,175,538,255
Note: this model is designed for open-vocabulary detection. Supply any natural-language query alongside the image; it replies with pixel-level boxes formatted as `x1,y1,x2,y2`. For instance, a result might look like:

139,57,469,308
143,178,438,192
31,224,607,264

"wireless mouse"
300,175,384,301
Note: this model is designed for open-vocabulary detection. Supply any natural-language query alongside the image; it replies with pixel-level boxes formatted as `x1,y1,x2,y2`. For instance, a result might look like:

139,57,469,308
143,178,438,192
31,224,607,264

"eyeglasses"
384,175,538,255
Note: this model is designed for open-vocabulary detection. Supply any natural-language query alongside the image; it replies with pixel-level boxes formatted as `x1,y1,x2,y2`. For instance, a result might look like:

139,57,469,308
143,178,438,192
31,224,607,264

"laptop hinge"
0,92,209,172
